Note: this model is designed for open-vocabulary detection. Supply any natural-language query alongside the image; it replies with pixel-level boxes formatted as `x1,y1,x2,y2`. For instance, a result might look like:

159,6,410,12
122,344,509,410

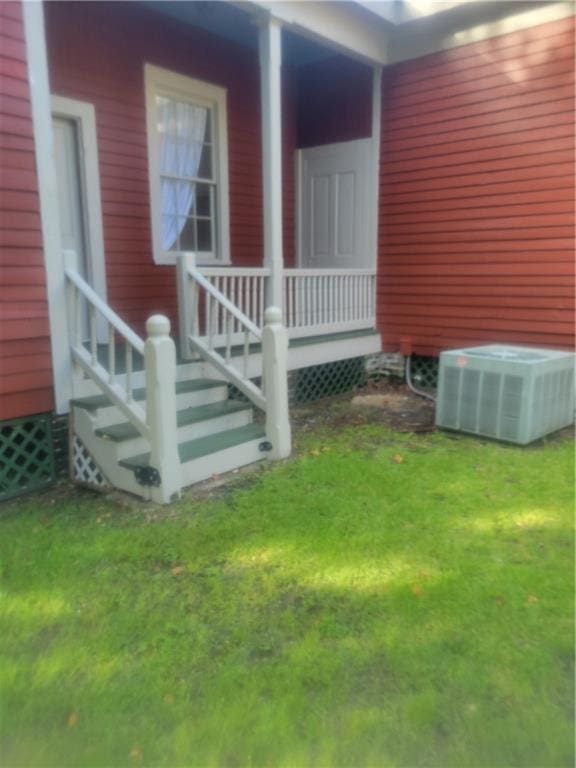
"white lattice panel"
72,435,110,489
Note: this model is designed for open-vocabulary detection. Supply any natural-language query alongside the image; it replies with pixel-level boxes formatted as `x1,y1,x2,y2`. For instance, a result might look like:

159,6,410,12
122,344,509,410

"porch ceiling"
145,1,333,67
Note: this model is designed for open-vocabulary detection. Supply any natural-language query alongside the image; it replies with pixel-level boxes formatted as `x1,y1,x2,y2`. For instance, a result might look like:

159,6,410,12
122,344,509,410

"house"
0,0,574,502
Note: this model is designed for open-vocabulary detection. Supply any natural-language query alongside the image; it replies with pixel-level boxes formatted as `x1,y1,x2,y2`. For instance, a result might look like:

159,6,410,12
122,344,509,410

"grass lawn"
1,425,574,768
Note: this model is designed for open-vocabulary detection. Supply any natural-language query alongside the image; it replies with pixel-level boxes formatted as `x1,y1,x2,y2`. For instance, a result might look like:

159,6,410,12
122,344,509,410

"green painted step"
72,379,226,412
95,400,252,443
120,422,266,469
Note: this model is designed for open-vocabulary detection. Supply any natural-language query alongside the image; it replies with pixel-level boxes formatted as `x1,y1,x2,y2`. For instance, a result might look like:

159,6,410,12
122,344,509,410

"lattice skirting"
292,357,366,404
0,414,56,502
410,355,439,391
71,434,110,491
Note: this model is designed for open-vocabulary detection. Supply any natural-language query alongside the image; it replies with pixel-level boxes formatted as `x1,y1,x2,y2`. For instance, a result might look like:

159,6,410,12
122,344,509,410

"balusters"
108,325,116,384
90,305,98,364
125,344,133,403
225,314,232,365
243,331,250,378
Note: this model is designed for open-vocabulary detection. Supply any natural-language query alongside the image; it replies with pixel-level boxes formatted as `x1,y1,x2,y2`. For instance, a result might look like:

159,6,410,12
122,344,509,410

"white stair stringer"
72,406,154,500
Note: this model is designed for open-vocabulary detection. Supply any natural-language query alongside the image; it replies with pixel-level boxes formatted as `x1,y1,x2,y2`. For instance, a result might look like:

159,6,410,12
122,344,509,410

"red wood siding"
379,16,576,355
0,0,55,420
45,1,298,336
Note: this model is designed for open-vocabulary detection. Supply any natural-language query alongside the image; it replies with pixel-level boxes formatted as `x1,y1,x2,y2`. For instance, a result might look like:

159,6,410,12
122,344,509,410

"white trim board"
144,63,231,267
51,95,108,313
22,1,71,414
247,1,389,65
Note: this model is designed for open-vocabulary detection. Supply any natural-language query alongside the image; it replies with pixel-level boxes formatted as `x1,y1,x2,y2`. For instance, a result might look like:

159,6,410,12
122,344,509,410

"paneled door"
51,95,107,340
53,116,90,281
297,139,372,269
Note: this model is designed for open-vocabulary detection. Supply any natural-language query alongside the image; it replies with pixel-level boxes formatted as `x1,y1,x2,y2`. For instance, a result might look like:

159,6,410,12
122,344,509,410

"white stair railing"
65,266,149,439
177,254,266,410
66,266,182,503
201,267,270,331
177,254,291,459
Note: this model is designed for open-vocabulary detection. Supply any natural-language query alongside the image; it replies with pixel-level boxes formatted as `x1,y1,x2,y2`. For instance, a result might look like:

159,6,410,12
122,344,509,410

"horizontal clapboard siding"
45,1,297,337
0,0,55,421
378,15,576,356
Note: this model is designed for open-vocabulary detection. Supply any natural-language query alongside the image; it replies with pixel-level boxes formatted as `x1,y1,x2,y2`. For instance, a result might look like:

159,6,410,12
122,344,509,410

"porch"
26,0,385,501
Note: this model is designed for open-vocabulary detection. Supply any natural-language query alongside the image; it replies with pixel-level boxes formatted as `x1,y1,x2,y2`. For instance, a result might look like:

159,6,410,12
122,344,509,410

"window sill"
154,254,231,267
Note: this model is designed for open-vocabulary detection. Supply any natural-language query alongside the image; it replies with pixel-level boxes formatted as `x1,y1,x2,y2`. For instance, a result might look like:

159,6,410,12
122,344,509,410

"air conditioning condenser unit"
436,344,575,445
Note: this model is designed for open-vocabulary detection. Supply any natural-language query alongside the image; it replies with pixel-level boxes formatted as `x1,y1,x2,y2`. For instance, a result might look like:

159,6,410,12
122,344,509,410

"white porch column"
370,65,383,268
259,16,284,313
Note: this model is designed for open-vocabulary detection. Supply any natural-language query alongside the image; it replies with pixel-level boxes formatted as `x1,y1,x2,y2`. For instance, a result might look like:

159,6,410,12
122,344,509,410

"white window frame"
144,64,231,266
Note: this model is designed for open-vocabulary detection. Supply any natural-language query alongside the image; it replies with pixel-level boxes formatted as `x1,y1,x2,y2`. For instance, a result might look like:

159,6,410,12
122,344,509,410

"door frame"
295,138,375,270
51,95,108,307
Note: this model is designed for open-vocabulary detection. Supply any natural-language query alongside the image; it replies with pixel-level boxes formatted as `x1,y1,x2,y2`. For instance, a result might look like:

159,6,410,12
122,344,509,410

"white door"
51,96,107,341
53,117,90,281
297,139,372,269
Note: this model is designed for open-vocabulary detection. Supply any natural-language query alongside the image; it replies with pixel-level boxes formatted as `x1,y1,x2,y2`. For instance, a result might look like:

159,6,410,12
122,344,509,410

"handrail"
178,256,266,411
201,266,271,278
65,267,149,439
65,268,145,354
283,268,375,277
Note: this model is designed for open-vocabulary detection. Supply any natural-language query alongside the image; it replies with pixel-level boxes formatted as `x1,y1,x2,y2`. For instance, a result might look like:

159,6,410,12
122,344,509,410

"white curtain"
157,96,207,251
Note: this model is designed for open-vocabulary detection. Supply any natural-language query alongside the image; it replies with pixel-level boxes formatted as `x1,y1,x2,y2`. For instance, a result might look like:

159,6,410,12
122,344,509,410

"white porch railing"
198,266,376,339
283,268,376,338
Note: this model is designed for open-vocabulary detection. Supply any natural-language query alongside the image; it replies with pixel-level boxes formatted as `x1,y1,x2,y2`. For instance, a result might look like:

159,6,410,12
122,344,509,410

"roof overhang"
240,1,390,65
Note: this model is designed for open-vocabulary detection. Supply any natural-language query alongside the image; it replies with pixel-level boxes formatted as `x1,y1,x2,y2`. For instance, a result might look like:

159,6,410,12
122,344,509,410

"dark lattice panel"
0,415,56,502
228,378,262,403
293,357,366,404
410,355,439,390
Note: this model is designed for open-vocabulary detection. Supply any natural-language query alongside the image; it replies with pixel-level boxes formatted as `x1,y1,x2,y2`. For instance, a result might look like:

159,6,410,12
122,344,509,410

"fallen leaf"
320,446,331,453
411,584,424,597
495,596,505,606
171,565,185,576
527,595,539,604
392,454,404,464
66,711,78,728
310,449,321,457
163,693,174,704
129,746,142,761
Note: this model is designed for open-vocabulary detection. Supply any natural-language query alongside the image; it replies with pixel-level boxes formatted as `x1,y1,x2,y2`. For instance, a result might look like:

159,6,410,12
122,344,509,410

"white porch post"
263,306,291,459
370,65,383,268
259,16,284,313
144,315,182,504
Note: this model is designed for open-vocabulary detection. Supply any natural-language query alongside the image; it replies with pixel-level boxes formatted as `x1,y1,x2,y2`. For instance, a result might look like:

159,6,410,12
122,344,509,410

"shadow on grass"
1,429,574,768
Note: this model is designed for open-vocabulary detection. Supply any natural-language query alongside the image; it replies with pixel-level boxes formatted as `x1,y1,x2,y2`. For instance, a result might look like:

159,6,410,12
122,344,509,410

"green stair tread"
95,400,252,442
72,378,225,412
120,423,266,469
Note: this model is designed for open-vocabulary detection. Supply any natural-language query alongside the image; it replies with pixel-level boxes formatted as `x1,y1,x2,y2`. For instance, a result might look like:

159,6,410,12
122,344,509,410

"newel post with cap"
144,314,182,503
262,306,291,460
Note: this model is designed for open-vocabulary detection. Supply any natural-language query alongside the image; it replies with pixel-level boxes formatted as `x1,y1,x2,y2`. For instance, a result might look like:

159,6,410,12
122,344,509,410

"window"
145,65,230,265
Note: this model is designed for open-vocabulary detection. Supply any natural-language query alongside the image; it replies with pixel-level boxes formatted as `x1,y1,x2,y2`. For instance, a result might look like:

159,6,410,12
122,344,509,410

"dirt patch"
292,378,436,434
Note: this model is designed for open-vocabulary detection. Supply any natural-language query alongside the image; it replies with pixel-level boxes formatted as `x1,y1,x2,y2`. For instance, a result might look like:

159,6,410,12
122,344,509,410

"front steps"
71,374,267,501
